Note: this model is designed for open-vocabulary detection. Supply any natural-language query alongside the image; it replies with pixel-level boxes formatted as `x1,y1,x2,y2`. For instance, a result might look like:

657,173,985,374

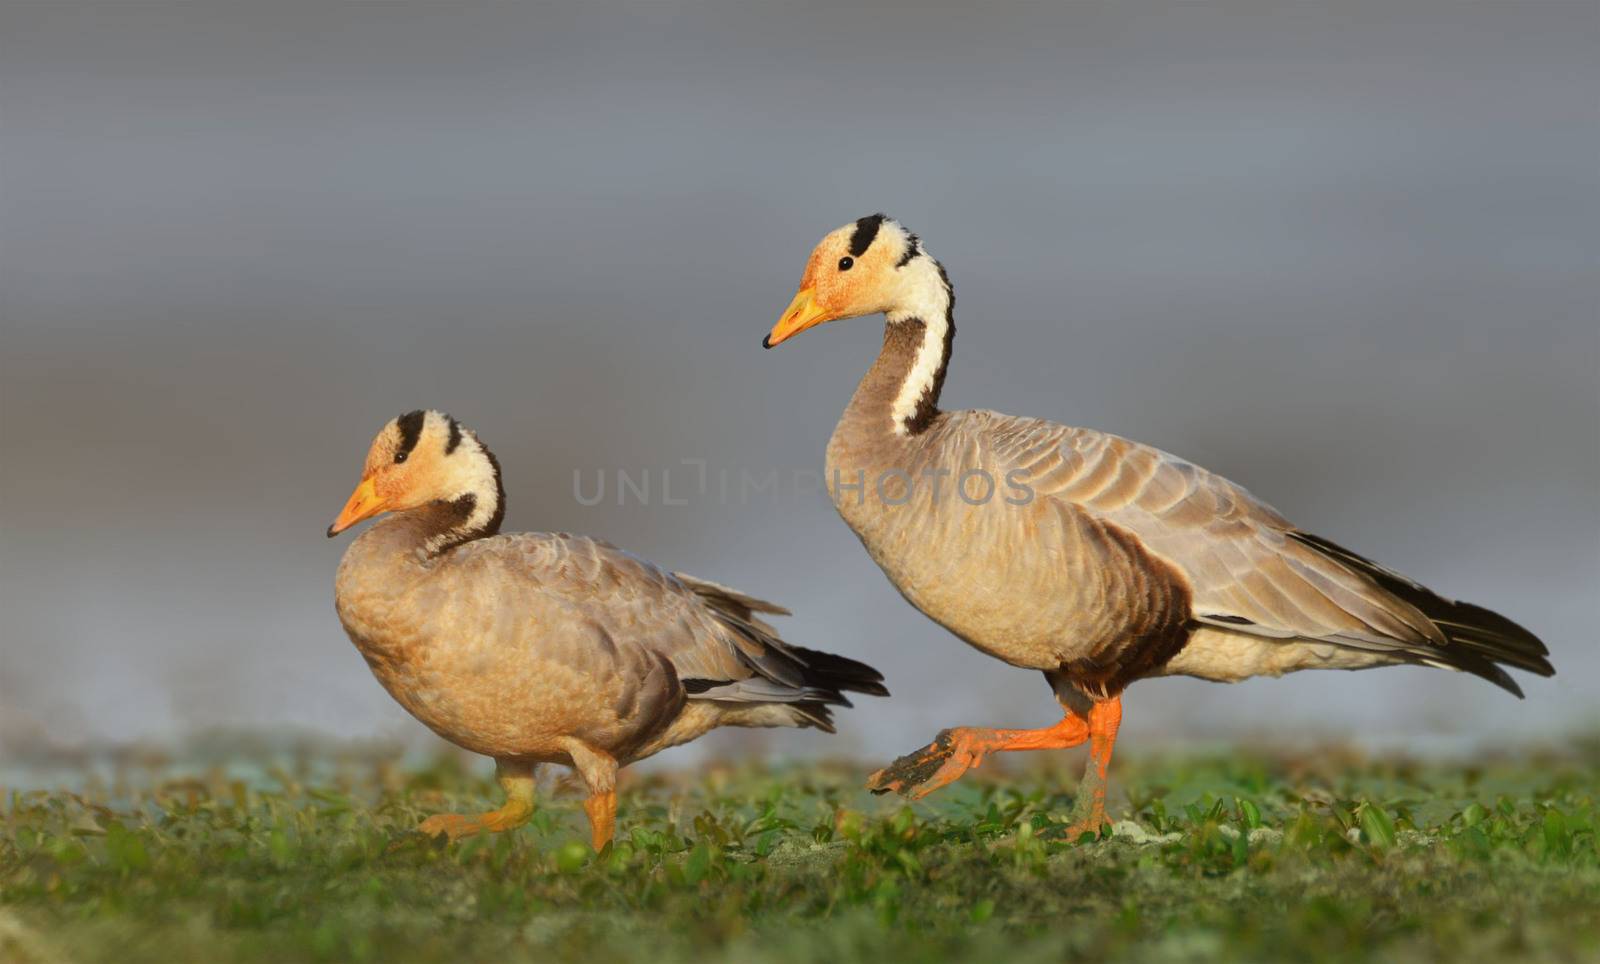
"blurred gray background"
3,2,1596,766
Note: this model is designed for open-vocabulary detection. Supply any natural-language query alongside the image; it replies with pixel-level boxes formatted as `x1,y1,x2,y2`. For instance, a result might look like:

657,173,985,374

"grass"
3,740,1599,963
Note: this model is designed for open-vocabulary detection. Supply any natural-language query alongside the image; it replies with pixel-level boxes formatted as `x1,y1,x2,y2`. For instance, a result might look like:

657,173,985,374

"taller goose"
763,215,1553,836
328,410,886,849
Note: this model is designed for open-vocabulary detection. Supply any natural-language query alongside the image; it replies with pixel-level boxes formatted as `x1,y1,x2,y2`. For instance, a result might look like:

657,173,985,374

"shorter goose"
328,410,887,849
764,215,1553,836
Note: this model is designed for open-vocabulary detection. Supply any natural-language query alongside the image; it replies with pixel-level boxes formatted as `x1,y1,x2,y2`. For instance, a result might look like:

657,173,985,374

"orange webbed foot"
411,762,537,845
867,714,1097,800
416,812,485,842
414,799,533,842
1043,813,1111,843
866,728,992,800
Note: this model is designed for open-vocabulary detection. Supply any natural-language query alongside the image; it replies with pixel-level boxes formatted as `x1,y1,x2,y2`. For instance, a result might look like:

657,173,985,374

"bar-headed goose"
328,410,887,849
763,215,1553,837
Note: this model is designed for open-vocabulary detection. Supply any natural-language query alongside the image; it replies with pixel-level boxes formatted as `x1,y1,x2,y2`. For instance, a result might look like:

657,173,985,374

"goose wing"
669,571,888,713
973,412,1551,694
496,535,885,725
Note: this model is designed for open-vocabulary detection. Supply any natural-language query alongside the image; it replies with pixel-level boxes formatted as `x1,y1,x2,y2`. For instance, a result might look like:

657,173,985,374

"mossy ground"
3,740,1598,963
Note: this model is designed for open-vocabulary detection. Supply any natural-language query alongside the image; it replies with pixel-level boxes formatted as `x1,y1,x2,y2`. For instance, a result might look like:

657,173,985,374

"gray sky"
3,2,1596,765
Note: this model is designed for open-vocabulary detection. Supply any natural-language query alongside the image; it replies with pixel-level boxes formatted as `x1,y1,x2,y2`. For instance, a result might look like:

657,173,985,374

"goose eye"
394,451,409,464
838,256,854,271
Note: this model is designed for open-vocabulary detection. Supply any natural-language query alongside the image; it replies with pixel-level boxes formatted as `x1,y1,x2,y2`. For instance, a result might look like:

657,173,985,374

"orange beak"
326,476,388,537
763,286,834,348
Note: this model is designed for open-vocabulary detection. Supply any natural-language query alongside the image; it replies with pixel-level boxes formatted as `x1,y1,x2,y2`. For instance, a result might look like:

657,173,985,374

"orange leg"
867,713,1091,800
1054,696,1122,839
557,737,620,852
582,790,617,851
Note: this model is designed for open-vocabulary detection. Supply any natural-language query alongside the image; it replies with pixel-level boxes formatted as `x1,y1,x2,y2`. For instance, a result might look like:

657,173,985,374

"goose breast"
826,411,1192,679
337,531,701,761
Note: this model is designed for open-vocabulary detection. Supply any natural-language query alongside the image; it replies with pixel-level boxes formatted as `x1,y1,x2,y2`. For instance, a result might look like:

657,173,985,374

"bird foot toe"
1041,816,1110,843
415,813,478,842
866,730,966,797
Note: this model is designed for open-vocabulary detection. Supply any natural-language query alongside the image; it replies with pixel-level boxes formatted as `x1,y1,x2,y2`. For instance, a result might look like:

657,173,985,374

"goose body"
329,410,885,847
768,215,1553,831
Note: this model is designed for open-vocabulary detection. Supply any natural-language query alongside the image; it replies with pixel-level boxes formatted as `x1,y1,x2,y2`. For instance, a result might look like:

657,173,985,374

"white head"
763,214,952,348
765,215,955,434
326,409,505,554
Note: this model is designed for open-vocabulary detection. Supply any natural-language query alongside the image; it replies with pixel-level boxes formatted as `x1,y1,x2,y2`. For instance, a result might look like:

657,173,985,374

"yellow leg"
417,760,537,842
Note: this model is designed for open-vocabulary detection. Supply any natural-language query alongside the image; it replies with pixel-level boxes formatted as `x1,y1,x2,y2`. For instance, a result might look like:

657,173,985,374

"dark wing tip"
1288,530,1553,695
1479,662,1526,698
797,701,838,733
787,644,889,698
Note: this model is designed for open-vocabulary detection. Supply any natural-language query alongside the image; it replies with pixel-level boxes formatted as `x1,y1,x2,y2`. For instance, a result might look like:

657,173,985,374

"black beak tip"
761,334,773,350
326,524,338,539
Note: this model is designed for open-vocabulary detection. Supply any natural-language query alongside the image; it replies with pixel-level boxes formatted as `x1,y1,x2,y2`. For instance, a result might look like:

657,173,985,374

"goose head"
327,409,504,545
764,214,950,348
